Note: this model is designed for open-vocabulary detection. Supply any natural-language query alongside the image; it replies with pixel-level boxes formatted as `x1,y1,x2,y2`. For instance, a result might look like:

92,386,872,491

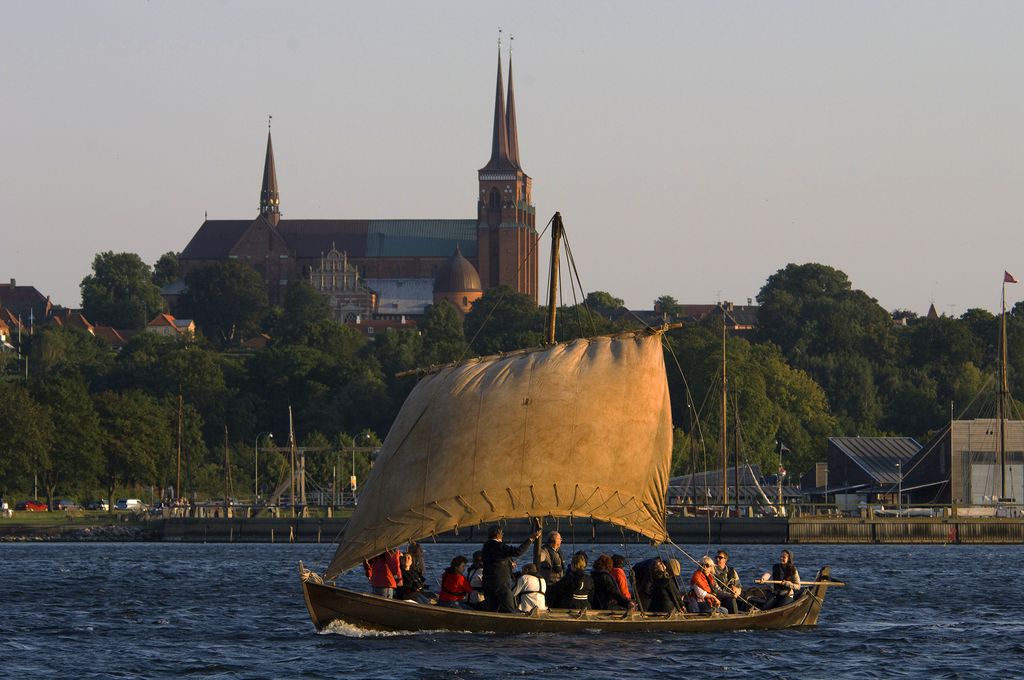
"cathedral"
178,52,538,323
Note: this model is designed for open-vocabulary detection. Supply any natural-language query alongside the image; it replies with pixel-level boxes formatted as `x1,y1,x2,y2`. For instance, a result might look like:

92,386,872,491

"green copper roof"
365,220,478,257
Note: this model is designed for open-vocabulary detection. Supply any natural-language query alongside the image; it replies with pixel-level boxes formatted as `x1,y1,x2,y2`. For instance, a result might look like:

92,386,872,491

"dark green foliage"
418,301,468,366
178,261,269,344
152,252,180,288
464,285,544,354
81,251,165,329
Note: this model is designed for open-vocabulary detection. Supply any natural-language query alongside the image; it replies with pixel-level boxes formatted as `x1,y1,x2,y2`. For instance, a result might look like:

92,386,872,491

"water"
2,541,1021,678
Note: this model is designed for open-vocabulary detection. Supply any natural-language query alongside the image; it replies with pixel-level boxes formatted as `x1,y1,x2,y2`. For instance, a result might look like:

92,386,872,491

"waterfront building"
903,419,1024,507
801,436,921,511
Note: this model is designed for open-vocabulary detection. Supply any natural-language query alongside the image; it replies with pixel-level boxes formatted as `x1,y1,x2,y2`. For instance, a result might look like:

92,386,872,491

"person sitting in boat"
610,554,633,606
512,563,547,613
407,541,426,580
536,531,565,585
363,548,403,598
711,549,743,614
395,552,432,604
466,550,486,609
481,525,542,613
630,557,662,610
686,557,726,614
647,558,684,613
756,549,801,609
590,554,632,610
548,552,594,610
437,555,475,610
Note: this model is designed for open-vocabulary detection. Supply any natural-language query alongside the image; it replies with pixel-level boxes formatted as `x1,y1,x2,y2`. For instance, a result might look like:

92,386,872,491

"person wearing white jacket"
512,563,547,613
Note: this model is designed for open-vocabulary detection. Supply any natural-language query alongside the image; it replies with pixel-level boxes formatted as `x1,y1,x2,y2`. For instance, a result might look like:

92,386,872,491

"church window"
489,188,500,209
268,234,274,252
462,296,468,307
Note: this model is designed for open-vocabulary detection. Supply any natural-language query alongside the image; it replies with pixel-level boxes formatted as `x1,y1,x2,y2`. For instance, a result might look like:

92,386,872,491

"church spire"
260,125,280,225
481,49,514,172
505,47,521,170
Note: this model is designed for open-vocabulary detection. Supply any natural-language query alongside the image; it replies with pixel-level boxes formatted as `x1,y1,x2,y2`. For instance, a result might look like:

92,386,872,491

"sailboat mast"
721,305,728,509
176,387,183,502
545,212,563,345
1000,280,1008,501
289,405,297,518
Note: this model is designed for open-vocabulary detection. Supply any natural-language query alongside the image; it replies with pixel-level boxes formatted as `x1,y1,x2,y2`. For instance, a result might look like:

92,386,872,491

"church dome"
434,245,482,293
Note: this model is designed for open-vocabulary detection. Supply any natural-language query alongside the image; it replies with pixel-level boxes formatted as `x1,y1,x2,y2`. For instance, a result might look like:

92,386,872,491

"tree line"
1,255,1022,506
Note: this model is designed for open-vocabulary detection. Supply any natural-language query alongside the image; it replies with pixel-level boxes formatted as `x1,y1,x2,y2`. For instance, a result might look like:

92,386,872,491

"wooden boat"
301,563,840,633
299,213,843,633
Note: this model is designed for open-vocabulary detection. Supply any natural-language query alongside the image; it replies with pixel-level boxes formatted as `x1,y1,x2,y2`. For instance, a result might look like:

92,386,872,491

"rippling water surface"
3,541,1022,678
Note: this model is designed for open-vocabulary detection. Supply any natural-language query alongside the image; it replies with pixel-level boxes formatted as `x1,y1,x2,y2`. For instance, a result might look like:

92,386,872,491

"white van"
114,498,146,511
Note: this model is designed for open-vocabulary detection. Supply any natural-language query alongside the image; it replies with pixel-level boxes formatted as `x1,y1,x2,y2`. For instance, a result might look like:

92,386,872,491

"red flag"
1006,271,1019,284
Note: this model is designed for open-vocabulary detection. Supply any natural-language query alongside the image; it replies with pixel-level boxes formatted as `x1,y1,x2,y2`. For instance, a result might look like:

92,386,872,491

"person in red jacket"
610,554,633,604
438,555,474,610
363,548,403,598
686,556,724,614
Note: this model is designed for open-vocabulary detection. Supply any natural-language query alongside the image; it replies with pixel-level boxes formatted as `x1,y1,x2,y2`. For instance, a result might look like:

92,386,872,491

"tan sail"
325,329,673,578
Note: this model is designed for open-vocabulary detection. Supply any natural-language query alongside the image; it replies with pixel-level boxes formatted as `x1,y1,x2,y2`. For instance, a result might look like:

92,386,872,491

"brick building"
179,52,537,316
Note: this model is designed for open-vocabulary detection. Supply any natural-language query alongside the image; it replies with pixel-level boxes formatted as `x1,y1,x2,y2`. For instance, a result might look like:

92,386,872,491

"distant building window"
489,188,500,209
367,327,375,335
462,296,468,306
268,234,274,251
344,313,357,323
279,279,288,285
228,255,238,259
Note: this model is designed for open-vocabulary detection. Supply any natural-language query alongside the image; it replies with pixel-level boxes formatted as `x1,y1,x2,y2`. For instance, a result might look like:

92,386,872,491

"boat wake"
319,620,477,638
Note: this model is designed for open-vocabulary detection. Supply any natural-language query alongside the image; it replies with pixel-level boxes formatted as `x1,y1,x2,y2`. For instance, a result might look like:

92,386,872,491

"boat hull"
301,566,835,634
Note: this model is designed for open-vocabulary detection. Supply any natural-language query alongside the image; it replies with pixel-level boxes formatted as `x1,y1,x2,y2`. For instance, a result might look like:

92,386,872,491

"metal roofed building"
805,436,922,508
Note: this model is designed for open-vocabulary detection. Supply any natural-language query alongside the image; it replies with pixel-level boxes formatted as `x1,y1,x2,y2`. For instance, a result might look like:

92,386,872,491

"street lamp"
255,432,273,504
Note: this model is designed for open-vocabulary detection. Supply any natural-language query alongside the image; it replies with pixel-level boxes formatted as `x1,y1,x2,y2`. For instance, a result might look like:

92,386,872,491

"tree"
178,261,269,344
584,291,624,316
0,384,53,497
280,282,331,341
32,376,104,508
464,285,544,354
94,390,173,506
152,251,180,288
418,301,468,365
81,251,165,328
655,295,683,317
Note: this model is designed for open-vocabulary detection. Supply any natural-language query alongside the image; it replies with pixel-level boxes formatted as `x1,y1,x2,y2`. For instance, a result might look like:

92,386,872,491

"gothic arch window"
344,313,357,323
462,296,468,307
489,188,501,210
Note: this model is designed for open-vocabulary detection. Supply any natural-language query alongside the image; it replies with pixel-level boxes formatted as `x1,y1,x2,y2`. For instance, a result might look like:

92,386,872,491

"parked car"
56,499,79,511
114,498,147,511
84,499,110,511
16,500,48,512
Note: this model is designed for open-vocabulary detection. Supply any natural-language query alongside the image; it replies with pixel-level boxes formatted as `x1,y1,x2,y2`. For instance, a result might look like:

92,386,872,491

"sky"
2,1,1023,316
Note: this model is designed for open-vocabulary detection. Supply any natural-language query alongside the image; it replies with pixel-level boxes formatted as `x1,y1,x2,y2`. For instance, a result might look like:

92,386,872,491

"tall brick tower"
477,50,538,301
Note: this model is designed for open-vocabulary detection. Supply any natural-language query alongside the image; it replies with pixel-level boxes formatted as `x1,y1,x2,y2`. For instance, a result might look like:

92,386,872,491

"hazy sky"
3,1,1023,315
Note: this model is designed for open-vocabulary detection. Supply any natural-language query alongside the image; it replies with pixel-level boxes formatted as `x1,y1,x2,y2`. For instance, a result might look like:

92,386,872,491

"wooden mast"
999,278,1009,501
545,212,563,346
721,304,728,509
175,386,183,502
538,211,563,567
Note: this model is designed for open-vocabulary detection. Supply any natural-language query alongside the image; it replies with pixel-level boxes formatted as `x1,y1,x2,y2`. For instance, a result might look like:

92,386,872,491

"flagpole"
1000,277,1006,501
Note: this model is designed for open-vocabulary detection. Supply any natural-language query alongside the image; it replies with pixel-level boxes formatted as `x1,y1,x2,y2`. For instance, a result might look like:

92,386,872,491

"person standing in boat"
536,531,565,584
711,549,743,614
756,549,801,609
481,525,542,613
363,548,403,598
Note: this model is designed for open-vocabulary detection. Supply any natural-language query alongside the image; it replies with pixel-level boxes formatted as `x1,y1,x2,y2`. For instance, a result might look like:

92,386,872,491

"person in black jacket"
481,524,542,613
548,552,594,610
590,554,631,610
648,558,684,613
395,552,430,603
631,557,662,611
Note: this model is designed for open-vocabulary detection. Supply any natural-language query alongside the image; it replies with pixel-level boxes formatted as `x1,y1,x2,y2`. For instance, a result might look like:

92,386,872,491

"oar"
757,579,846,586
